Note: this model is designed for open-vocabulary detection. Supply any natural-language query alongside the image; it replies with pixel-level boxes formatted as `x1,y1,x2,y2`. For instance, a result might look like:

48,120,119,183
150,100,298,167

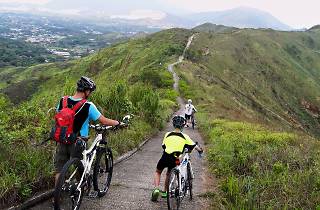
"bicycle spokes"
167,170,180,210
93,149,113,197
54,158,84,210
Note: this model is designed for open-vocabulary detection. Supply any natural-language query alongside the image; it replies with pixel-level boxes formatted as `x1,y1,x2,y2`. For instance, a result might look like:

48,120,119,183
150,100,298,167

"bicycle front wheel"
54,158,84,210
167,168,180,210
93,147,113,197
187,163,193,200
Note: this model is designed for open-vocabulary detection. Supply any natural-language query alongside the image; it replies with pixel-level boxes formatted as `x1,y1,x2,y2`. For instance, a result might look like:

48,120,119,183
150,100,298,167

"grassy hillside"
0,28,192,207
180,28,320,137
176,28,320,208
193,23,237,33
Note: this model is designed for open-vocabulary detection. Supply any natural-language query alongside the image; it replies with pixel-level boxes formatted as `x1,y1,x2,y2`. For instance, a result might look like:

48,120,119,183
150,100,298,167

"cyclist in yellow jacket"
151,115,203,201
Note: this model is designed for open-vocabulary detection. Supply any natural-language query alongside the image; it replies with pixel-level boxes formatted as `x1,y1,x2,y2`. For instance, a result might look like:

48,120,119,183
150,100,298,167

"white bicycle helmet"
188,99,192,104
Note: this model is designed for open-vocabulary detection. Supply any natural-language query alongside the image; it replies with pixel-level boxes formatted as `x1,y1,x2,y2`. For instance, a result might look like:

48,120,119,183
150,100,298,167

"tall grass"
197,114,320,209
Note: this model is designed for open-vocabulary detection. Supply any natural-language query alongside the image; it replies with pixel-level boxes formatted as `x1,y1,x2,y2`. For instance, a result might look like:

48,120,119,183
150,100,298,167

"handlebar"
90,114,133,132
183,142,204,158
89,124,113,131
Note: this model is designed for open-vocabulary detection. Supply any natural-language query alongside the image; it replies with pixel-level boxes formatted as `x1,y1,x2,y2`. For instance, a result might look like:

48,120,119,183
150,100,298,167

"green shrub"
164,44,184,56
158,89,178,102
139,68,173,88
185,49,202,62
93,82,132,120
179,79,196,100
284,44,302,59
129,84,161,122
139,89,160,122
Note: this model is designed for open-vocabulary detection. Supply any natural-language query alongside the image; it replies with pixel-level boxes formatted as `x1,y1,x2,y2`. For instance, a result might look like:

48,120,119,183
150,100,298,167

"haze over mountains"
189,7,292,30
0,0,294,30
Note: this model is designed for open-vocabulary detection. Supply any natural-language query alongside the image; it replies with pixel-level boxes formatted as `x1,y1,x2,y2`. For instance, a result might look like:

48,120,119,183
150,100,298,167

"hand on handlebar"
90,115,133,131
114,114,133,130
122,114,133,124
114,121,128,129
198,149,204,159
195,142,204,158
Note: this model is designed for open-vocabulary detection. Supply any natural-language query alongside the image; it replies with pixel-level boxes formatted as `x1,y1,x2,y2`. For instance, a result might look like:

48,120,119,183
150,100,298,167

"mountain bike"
54,115,132,210
167,146,202,210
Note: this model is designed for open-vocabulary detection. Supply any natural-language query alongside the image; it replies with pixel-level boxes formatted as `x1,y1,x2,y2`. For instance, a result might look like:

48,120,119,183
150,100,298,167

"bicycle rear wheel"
191,117,195,130
187,163,193,200
167,168,180,210
93,147,113,197
54,158,84,210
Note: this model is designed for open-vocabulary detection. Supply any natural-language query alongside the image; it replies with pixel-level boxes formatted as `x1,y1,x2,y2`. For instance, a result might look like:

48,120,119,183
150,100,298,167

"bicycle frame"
56,116,131,209
172,152,194,199
67,127,112,192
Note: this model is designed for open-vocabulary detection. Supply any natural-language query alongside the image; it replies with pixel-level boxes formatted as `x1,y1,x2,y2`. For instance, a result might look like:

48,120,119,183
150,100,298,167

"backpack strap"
62,96,69,108
72,99,87,112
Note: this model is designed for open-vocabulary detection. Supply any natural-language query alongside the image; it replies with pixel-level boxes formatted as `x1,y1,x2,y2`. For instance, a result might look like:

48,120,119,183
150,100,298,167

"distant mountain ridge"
193,23,237,33
188,7,292,30
0,2,294,30
308,25,320,31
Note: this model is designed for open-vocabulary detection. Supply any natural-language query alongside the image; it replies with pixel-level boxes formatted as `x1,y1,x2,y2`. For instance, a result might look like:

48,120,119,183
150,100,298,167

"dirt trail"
31,34,210,210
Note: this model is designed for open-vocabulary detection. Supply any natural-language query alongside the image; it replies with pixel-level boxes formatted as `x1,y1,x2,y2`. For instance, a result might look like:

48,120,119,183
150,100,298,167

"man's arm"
88,103,120,126
194,144,203,153
98,115,120,126
184,134,203,153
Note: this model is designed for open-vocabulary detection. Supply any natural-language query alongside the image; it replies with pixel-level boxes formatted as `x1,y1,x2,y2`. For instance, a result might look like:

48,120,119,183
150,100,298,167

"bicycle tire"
187,163,193,200
167,168,180,210
191,116,195,130
93,147,113,197
54,158,84,210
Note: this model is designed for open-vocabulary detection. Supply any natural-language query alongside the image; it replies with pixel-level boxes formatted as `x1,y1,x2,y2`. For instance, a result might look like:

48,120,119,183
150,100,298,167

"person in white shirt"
184,99,197,127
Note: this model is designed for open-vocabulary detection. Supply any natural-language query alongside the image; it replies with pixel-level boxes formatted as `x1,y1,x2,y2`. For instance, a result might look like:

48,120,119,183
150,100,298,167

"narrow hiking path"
31,34,210,210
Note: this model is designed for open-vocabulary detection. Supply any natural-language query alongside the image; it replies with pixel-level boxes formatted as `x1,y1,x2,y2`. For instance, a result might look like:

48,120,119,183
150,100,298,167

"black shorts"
185,114,191,120
54,143,76,173
156,152,177,172
54,138,87,173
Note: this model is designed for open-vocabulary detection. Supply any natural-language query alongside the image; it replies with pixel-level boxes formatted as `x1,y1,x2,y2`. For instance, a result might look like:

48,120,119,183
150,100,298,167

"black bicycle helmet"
77,76,96,92
172,115,186,129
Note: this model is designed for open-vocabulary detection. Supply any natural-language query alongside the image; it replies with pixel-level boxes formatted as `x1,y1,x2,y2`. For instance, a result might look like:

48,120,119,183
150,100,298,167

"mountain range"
188,7,292,30
0,1,293,30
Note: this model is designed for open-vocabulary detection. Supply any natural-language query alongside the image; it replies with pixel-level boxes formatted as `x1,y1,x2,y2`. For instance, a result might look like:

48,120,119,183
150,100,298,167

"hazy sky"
0,0,319,28
164,0,320,28
0,0,49,4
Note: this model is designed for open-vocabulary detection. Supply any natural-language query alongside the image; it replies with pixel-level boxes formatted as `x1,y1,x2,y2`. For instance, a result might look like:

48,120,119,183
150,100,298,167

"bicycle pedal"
88,191,98,198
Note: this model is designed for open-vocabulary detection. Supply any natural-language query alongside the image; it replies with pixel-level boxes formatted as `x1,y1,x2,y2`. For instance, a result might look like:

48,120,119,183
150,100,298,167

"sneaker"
151,188,160,202
161,191,167,198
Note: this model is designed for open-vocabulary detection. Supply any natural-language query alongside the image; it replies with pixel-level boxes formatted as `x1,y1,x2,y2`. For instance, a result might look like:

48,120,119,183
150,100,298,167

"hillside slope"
0,28,192,208
175,27,320,208
179,28,320,137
